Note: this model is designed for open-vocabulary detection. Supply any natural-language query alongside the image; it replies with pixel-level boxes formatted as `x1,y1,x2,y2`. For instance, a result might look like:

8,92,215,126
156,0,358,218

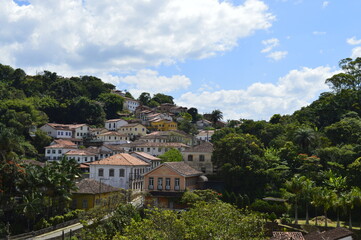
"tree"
187,107,199,123
152,93,174,104
69,97,105,126
282,175,304,224
210,109,223,126
311,187,336,227
293,127,317,154
178,119,197,135
158,149,183,162
301,177,315,224
97,93,124,119
137,92,151,106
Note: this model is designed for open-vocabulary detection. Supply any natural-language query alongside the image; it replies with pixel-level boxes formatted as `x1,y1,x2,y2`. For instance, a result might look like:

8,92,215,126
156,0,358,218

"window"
201,167,206,173
58,150,62,154
165,178,171,190
188,155,193,161
109,169,114,177
135,128,137,131
80,126,83,130
98,168,104,177
119,169,125,177
52,150,56,154
158,148,162,152
149,177,154,190
147,148,150,152
84,157,87,162
47,150,50,154
82,199,88,208
157,178,163,190
199,155,205,162
77,132,80,136
175,178,180,190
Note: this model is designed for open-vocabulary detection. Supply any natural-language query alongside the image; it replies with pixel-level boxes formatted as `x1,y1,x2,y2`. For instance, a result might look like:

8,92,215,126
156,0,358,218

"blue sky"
2,0,361,120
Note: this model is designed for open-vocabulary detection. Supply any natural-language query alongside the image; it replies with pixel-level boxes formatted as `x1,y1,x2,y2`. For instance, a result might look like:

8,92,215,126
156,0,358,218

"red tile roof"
73,178,120,194
88,153,149,166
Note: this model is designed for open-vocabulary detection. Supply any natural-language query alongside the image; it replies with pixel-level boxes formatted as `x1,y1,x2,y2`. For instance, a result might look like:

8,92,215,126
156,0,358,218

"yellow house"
71,178,121,210
150,119,178,131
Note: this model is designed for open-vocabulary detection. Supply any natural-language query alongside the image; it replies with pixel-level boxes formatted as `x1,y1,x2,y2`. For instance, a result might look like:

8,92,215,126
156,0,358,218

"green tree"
69,97,105,126
158,149,183,162
152,93,174,104
137,92,151,106
210,109,223,126
187,107,199,123
282,175,304,224
97,93,124,119
293,127,317,154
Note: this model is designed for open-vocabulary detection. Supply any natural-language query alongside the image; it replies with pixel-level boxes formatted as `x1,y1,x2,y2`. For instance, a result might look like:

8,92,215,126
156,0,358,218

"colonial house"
169,106,187,115
143,162,206,208
157,103,176,112
131,141,189,156
89,153,150,190
97,131,130,144
196,119,212,129
196,130,214,142
45,142,78,161
40,123,90,139
123,98,140,112
181,141,214,175
71,178,121,210
105,119,128,131
65,149,97,164
89,127,107,138
130,152,162,169
140,130,193,145
149,119,177,131
118,123,148,137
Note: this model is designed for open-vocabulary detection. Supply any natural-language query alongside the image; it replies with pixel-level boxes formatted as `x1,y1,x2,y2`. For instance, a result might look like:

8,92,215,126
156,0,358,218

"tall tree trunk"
315,208,318,226
294,200,298,224
305,203,309,224
336,208,340,227
349,209,352,230
324,210,328,227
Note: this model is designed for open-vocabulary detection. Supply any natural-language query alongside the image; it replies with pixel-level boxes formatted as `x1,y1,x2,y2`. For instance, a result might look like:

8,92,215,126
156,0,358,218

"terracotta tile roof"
47,123,87,130
65,150,97,156
105,119,126,123
304,228,353,240
131,152,162,161
119,123,145,128
271,232,305,240
98,131,128,137
164,162,203,177
79,163,89,168
197,130,215,136
53,139,77,146
72,178,120,194
45,144,78,149
88,153,149,166
183,142,213,153
103,144,126,151
133,142,189,148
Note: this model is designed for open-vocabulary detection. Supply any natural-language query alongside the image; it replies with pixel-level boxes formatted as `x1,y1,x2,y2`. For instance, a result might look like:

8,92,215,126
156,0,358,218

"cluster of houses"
39,103,218,210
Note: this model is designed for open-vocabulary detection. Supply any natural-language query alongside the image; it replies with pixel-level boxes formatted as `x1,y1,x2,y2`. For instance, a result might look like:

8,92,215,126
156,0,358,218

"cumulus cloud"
267,51,288,61
322,1,329,8
0,0,274,75
101,69,191,97
347,37,361,45
176,66,338,120
261,38,279,53
351,47,361,59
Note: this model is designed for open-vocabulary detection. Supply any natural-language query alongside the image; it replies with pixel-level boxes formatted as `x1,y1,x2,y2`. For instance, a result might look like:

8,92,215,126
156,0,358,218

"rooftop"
89,153,149,166
72,178,120,194
161,162,203,177
183,142,213,153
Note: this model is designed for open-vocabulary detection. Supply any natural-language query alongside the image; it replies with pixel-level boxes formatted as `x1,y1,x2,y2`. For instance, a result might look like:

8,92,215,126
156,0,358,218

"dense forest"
2,58,361,237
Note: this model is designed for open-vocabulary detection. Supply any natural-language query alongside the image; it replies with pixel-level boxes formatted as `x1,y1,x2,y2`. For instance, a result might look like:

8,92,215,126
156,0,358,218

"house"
182,141,214,174
143,162,206,208
196,130,214,142
71,178,121,210
304,227,354,240
40,123,90,139
157,103,176,112
118,123,148,137
131,141,189,156
196,119,212,129
149,119,177,131
130,152,162,169
89,128,108,138
123,98,140,112
169,106,188,115
139,130,193,145
271,232,305,240
88,153,150,190
96,131,130,144
64,149,97,164
45,142,78,161
105,119,128,131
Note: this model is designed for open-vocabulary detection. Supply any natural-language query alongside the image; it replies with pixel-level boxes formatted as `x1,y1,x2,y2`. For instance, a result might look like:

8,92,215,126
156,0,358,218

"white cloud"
176,66,338,120
347,37,361,45
267,51,288,61
322,1,329,8
261,38,279,53
0,0,274,75
351,47,361,59
313,31,326,35
102,69,191,97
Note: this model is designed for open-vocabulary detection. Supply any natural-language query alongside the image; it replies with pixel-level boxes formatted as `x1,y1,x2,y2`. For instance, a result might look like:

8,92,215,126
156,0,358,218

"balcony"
157,185,163,190
174,186,180,191
148,185,154,190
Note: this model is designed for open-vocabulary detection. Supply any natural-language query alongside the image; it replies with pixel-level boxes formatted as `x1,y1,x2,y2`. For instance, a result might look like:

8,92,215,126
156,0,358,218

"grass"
292,219,361,230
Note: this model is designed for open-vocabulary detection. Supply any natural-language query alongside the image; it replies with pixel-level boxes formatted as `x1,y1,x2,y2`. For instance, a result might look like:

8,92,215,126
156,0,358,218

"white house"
118,123,148,137
40,123,90,139
196,130,214,142
130,152,162,170
65,150,97,164
196,119,212,129
45,143,78,161
105,119,128,131
131,141,189,156
97,131,130,144
123,98,140,112
89,153,150,190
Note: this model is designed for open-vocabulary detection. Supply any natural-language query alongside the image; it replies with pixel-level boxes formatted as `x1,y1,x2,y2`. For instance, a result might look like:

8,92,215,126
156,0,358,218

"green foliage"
97,93,124,119
137,92,151,106
151,93,174,104
181,190,221,206
158,148,183,162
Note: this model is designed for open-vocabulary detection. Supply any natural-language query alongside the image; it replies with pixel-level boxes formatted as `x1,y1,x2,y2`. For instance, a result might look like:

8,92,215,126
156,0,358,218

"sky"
1,0,361,120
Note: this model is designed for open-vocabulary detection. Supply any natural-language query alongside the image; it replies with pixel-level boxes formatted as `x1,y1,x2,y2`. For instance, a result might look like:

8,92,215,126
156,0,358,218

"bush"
34,218,51,230
280,213,292,224
250,199,287,216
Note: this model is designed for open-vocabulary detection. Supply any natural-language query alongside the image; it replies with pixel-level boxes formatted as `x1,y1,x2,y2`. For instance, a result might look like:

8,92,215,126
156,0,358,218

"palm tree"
283,175,304,224
210,109,223,126
301,177,315,224
344,187,361,230
293,127,316,154
312,187,335,227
